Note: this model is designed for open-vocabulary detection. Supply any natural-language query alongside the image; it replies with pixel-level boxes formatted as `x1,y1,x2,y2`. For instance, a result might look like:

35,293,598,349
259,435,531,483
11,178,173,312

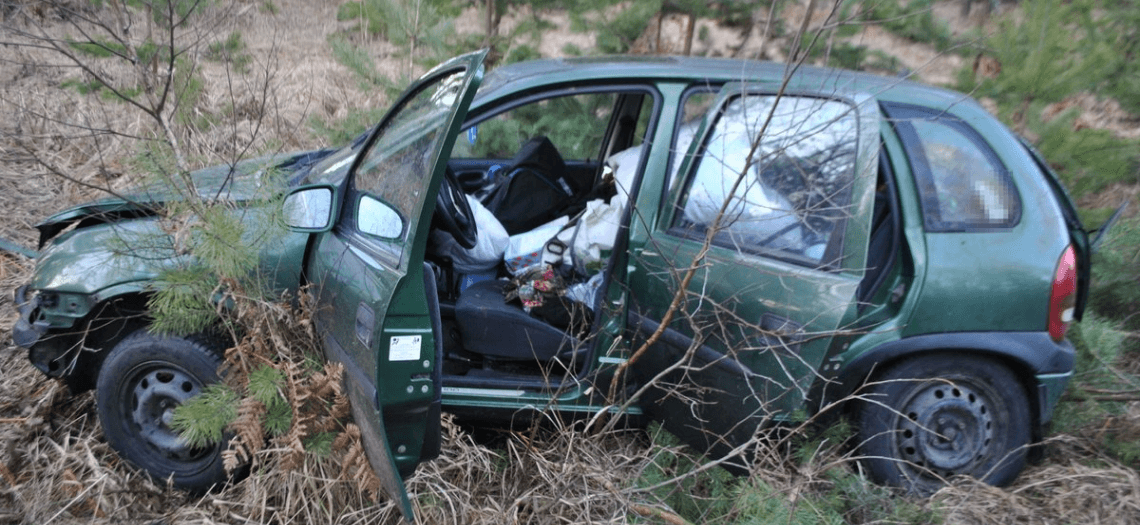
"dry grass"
934,438,1140,524
3,1,1140,524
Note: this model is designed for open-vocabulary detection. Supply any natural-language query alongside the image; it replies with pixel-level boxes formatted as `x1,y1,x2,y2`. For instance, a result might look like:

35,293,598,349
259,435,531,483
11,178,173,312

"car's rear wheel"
95,330,229,493
856,354,1031,494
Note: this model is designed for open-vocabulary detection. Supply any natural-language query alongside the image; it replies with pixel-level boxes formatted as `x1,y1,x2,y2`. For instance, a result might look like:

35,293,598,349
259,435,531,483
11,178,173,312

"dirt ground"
2,1,1140,523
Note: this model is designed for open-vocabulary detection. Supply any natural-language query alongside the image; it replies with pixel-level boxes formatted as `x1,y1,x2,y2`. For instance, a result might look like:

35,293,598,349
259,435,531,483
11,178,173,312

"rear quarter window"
885,103,1021,231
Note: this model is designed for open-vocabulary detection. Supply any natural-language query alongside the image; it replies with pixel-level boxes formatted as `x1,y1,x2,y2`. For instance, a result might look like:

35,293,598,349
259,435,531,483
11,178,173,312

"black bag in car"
483,136,590,234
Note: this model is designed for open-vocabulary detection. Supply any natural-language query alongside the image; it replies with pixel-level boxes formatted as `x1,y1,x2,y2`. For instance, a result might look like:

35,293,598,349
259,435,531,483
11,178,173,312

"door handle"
756,313,804,354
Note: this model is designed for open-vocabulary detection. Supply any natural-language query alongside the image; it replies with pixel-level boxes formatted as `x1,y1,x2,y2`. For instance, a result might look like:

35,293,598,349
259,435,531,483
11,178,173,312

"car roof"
477,55,975,112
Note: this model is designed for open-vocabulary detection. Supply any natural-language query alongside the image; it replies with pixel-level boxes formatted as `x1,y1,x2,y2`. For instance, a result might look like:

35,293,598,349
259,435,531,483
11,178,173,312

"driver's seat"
454,279,579,362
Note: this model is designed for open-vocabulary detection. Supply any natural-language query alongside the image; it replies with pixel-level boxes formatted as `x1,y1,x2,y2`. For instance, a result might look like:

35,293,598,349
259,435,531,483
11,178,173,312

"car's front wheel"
95,330,229,493
856,354,1031,494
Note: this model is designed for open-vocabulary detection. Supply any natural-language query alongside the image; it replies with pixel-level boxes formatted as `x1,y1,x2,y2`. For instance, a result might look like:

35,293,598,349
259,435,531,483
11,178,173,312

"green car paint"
15,52,1089,519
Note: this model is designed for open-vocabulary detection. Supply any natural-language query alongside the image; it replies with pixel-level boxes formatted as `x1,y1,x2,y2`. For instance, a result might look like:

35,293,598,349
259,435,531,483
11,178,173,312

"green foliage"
144,184,288,336
170,383,239,448
1096,0,1140,113
308,107,386,146
172,364,293,449
951,0,1140,209
854,0,953,51
69,37,208,128
328,35,388,89
503,44,540,65
808,42,897,72
561,42,583,56
635,420,936,524
1089,216,1140,329
148,266,220,336
67,40,117,58
591,0,661,54
726,478,845,524
260,1,278,14
248,365,285,406
187,204,257,277
1051,313,1140,466
637,423,738,522
303,432,338,456
248,365,292,437
817,468,942,524
61,78,105,95
87,0,212,27
263,395,293,436
69,39,173,65
336,0,457,66
1032,109,1140,198
824,43,869,71
171,57,209,128
336,0,389,36
1053,315,1130,430
206,32,252,74
455,93,616,160
961,0,1116,105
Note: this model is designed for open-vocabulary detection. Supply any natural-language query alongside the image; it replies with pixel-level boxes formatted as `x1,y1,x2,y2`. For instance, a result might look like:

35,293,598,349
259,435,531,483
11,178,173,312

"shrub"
1089,216,1140,328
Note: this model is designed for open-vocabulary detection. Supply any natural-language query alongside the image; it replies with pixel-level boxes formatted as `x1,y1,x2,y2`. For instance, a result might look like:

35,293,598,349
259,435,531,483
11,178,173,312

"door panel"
628,84,880,464
307,50,486,520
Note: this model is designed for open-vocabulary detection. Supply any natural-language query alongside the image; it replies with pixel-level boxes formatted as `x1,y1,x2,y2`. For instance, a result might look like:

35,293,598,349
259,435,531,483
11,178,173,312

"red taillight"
1048,246,1078,341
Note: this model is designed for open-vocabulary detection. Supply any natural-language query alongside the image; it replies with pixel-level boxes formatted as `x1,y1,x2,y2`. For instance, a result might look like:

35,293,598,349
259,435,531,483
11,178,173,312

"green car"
14,50,1089,515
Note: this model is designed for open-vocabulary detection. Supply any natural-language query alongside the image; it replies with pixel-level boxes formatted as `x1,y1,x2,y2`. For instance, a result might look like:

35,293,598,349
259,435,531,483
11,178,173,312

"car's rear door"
627,83,880,466
306,50,485,519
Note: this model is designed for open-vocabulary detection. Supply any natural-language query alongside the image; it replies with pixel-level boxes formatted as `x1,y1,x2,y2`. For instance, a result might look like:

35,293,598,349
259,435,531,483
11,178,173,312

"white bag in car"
431,194,509,273
547,145,642,274
504,215,570,275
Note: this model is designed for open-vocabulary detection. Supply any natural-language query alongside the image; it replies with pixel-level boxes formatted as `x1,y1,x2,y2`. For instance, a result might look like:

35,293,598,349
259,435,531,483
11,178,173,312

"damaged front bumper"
13,285,94,378
13,285,49,350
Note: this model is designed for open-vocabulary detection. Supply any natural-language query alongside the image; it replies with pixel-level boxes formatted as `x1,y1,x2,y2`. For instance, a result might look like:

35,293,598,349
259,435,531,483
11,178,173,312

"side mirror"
284,185,335,232
358,195,404,239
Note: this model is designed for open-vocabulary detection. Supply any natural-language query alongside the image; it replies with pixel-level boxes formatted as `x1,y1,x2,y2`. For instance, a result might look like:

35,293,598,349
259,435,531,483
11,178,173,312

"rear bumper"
1035,370,1072,425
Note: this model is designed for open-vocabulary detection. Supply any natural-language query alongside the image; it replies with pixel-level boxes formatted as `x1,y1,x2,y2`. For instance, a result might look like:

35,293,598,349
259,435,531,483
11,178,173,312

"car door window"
672,94,859,265
353,70,469,244
451,93,618,161
666,89,717,191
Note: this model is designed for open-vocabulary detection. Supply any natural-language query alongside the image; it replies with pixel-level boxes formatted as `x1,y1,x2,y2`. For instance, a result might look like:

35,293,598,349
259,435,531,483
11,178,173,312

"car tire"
856,354,1031,494
95,329,229,493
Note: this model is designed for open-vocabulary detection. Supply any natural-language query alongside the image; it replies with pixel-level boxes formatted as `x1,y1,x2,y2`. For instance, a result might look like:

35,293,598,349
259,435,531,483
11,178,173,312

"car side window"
353,70,468,241
672,94,859,265
666,89,717,193
885,104,1021,231
451,93,617,161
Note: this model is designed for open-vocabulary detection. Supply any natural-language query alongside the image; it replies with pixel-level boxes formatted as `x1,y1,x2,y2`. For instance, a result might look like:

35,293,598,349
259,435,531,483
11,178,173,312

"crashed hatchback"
15,50,1089,515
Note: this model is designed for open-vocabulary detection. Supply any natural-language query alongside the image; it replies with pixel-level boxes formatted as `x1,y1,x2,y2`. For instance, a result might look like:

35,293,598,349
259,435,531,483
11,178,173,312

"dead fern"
174,285,371,498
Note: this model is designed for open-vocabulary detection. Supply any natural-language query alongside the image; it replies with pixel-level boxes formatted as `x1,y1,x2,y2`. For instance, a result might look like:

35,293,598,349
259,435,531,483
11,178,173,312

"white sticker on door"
389,335,422,361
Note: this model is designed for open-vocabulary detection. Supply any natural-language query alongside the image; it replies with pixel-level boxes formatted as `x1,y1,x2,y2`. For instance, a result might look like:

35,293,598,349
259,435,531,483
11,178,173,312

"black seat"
455,279,578,361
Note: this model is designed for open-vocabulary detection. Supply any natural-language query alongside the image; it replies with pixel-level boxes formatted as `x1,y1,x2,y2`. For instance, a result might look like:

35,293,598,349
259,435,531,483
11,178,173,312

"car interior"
422,87,903,391
425,89,653,389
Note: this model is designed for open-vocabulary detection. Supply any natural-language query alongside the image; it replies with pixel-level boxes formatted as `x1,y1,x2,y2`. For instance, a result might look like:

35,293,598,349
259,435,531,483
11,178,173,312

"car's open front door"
626,82,880,469
306,50,485,520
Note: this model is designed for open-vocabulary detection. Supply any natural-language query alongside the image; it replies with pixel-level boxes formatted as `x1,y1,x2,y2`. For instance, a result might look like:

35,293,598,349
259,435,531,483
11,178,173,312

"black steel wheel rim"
893,380,995,480
123,361,216,467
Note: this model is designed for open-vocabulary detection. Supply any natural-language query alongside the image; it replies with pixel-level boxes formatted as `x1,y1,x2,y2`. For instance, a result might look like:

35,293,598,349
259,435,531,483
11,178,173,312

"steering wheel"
434,165,478,249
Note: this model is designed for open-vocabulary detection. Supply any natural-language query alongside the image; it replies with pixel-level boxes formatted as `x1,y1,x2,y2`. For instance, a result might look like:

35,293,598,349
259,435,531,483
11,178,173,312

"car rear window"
885,103,1021,231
